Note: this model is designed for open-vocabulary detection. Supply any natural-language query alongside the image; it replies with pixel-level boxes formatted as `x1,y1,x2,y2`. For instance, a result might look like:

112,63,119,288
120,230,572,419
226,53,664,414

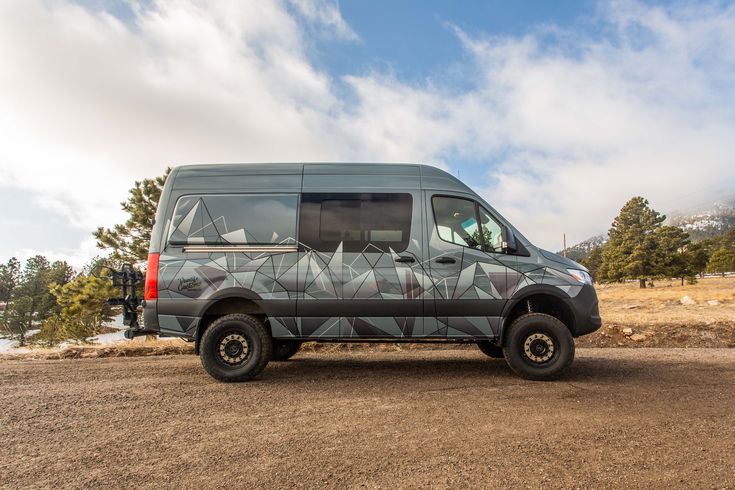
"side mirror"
501,225,518,254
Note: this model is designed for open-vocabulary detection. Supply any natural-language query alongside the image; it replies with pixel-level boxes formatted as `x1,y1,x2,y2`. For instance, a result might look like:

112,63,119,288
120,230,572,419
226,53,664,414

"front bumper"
567,284,602,337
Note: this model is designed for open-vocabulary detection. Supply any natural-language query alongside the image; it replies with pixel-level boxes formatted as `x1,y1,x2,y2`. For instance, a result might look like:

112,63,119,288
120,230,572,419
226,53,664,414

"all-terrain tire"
503,313,575,381
199,314,272,382
271,340,302,361
476,340,504,358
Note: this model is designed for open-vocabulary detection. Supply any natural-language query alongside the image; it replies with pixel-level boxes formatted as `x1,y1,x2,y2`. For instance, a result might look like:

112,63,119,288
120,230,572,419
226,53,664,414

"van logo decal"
178,276,202,292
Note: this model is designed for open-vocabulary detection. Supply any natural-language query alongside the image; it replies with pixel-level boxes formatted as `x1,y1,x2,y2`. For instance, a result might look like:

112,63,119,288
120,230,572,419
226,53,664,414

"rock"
680,296,696,305
630,334,647,342
622,328,634,336
707,300,720,306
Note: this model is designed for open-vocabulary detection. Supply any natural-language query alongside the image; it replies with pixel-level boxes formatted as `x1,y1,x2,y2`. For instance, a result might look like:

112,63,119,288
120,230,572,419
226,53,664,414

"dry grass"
575,275,735,348
597,275,735,326
0,339,195,360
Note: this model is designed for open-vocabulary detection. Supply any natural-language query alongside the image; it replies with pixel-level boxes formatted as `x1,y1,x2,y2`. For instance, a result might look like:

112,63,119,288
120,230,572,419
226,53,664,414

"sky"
1,0,735,268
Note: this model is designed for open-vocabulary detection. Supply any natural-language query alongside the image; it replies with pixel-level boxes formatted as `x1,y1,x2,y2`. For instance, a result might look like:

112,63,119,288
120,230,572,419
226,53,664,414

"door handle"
435,256,456,264
394,256,415,263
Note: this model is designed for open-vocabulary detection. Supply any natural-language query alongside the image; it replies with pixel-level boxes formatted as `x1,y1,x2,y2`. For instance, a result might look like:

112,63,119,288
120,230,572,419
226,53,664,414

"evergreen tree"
599,197,665,288
1,256,72,345
580,246,604,282
94,168,170,264
43,274,117,343
705,228,735,276
654,226,692,285
707,247,735,276
0,257,21,306
685,240,713,278
718,227,735,250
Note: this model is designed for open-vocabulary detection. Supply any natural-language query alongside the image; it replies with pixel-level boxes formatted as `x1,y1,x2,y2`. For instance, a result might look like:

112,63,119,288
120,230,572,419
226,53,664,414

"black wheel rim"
216,331,250,366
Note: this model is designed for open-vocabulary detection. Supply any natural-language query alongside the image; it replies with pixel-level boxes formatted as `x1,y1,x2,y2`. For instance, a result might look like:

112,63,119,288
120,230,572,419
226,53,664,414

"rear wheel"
199,314,272,382
503,313,574,381
271,340,302,361
476,340,503,358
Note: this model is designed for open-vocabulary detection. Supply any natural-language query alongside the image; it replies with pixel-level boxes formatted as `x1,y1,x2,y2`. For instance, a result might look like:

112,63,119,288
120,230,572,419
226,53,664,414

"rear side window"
299,193,412,252
167,194,298,245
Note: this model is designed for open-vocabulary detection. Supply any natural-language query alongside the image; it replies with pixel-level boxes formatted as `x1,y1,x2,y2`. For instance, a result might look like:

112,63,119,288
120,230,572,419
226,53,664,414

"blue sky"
1,0,735,266
316,1,598,79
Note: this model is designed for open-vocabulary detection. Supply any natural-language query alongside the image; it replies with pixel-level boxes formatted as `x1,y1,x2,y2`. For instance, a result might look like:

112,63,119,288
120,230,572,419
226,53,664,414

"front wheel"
199,314,272,382
503,313,574,381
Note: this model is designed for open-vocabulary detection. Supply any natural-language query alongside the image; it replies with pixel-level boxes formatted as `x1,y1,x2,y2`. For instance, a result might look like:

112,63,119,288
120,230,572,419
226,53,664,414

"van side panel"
294,175,426,337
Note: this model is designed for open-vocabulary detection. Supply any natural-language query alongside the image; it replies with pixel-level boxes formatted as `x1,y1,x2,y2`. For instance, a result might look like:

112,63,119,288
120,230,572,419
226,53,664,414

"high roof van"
135,163,601,381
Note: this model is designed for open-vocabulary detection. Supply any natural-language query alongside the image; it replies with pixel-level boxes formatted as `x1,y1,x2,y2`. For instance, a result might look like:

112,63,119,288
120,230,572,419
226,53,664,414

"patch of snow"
106,314,126,329
0,338,18,353
89,330,127,344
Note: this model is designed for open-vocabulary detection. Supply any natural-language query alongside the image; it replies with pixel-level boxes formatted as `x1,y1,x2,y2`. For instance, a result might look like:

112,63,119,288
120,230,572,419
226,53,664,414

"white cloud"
340,1,735,248
288,0,359,41
14,236,102,270
1,0,735,267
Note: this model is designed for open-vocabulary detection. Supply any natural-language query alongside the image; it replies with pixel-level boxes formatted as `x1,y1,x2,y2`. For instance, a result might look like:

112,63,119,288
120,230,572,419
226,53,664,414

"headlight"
567,269,592,285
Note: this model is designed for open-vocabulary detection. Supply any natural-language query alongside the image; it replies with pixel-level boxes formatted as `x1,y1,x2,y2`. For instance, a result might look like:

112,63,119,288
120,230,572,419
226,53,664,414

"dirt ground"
1,349,734,489
581,276,735,348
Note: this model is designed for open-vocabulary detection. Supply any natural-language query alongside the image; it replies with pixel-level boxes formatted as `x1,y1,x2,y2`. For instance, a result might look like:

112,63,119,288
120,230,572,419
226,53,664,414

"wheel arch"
500,285,577,345
194,289,269,354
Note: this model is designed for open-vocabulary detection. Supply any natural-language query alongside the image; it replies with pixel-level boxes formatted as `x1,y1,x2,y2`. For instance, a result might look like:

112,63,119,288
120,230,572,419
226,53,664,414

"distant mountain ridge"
559,193,735,260
560,234,607,262
667,194,735,241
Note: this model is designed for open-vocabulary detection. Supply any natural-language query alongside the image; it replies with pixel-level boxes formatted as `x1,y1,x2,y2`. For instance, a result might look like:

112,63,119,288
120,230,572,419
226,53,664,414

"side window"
299,193,412,252
168,194,298,245
478,206,504,252
432,196,507,253
432,196,482,250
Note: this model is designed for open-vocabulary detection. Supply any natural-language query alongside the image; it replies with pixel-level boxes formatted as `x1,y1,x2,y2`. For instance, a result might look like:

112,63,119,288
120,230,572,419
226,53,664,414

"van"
134,163,601,381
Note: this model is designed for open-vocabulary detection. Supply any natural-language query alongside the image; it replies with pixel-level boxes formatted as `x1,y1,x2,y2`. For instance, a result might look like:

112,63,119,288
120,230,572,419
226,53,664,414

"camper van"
134,163,601,381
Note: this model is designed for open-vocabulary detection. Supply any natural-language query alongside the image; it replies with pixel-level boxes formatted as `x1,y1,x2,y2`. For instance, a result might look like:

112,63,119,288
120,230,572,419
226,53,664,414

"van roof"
171,162,473,193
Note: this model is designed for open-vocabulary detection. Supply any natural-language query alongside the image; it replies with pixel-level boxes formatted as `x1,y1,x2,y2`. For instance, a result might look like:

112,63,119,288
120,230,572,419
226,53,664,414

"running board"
123,328,160,339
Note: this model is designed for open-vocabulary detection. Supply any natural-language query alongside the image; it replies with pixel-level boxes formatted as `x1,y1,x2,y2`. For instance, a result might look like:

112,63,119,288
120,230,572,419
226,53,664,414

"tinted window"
478,206,504,252
300,193,412,252
168,194,298,245
432,196,482,249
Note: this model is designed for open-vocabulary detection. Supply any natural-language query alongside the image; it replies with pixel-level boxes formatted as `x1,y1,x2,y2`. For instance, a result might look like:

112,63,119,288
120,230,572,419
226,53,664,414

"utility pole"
563,233,567,257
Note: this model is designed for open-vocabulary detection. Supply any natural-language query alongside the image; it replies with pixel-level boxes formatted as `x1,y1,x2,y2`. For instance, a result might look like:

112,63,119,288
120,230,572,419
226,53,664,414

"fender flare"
499,284,576,344
193,288,266,354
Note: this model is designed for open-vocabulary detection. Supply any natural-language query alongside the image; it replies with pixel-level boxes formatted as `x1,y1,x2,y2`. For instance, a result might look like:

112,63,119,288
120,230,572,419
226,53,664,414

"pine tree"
705,228,735,276
707,247,735,276
45,274,117,343
580,246,603,282
94,168,170,264
719,227,735,250
0,257,21,306
685,240,713,278
1,256,72,345
654,226,692,285
599,197,666,288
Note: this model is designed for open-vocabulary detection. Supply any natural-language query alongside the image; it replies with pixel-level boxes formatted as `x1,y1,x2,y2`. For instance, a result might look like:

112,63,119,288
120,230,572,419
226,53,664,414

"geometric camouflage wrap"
156,195,582,339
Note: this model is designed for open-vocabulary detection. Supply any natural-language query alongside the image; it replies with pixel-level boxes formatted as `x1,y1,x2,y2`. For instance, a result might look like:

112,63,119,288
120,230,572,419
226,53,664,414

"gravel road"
1,348,734,489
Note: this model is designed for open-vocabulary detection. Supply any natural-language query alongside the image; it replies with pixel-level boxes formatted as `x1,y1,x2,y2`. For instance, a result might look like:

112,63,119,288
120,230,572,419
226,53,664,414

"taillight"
144,253,160,300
